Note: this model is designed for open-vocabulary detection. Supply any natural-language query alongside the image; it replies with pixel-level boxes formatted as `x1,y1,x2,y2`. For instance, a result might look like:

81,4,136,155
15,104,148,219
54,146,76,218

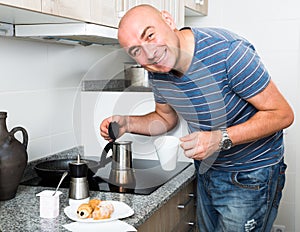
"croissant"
99,201,114,214
92,205,111,220
89,199,101,210
76,199,114,220
76,203,93,219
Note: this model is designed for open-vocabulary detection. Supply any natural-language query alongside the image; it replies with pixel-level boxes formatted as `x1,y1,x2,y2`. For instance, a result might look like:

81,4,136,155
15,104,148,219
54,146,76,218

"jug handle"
9,126,28,149
99,142,113,167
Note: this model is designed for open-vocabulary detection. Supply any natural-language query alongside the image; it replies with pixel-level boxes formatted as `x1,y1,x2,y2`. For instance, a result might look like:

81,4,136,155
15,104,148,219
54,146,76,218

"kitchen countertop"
0,147,196,232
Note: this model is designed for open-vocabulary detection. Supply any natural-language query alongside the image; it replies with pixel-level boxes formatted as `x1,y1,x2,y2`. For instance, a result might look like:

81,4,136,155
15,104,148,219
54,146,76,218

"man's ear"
161,10,176,30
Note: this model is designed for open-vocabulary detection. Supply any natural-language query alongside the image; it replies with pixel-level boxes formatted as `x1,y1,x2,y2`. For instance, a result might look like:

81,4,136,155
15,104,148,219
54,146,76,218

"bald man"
100,5,294,232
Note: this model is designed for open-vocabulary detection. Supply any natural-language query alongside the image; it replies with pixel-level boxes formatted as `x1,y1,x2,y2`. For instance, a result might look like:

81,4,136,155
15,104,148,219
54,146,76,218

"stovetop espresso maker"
100,122,136,192
69,155,89,201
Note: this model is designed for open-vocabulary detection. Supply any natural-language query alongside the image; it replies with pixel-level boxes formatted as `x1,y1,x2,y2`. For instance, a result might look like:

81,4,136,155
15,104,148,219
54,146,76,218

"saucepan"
34,158,100,182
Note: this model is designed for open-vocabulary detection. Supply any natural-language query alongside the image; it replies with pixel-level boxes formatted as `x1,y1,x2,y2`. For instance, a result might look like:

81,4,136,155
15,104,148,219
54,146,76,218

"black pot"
34,158,100,182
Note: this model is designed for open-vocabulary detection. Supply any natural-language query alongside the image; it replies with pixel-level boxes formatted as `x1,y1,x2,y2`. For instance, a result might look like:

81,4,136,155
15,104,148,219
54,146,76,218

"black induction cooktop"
21,159,192,195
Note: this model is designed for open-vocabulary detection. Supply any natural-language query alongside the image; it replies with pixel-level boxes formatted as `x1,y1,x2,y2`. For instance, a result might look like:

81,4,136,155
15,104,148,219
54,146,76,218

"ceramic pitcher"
0,111,28,201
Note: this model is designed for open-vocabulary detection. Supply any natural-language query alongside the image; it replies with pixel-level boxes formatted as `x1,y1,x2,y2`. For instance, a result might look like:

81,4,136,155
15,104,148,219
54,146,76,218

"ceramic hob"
21,159,192,195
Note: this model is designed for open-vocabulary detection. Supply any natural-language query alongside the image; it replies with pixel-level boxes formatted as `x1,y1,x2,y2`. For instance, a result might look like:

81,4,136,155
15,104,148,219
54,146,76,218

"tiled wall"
0,36,116,161
185,0,300,231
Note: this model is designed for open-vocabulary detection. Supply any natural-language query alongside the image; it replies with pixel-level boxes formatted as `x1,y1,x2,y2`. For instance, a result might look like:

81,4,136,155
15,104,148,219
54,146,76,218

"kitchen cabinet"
0,0,41,11
164,0,185,29
0,0,191,30
90,0,138,28
138,0,164,9
185,0,208,16
138,179,196,232
42,0,91,21
90,0,185,28
90,0,119,28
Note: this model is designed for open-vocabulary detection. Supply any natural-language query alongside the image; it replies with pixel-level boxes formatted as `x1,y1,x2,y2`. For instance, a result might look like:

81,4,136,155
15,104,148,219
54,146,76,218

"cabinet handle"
187,221,196,232
188,222,195,226
177,193,195,209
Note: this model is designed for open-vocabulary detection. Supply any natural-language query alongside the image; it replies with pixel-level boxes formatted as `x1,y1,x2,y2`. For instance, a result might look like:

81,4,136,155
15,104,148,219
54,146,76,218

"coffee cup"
36,190,62,218
154,136,180,171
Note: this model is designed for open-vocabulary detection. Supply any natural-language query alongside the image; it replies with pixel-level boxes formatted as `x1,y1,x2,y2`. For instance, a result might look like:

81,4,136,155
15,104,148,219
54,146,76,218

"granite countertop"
0,147,196,232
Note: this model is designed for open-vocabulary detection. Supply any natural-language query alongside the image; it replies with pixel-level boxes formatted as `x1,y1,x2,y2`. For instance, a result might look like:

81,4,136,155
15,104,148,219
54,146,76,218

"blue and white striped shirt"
149,28,283,172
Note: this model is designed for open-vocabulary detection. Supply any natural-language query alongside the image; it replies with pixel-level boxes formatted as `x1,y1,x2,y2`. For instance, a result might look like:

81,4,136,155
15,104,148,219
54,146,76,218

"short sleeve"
226,40,270,99
148,73,167,104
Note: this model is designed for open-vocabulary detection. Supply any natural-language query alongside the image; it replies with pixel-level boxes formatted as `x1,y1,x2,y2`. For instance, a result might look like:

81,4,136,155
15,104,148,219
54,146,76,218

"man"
100,4,294,232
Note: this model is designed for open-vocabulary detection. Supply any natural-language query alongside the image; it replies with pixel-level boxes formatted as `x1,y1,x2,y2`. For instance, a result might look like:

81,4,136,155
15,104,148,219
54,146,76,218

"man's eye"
132,48,141,57
148,33,154,39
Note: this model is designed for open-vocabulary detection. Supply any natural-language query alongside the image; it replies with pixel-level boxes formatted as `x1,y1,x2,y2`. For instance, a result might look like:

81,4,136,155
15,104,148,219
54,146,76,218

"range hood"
15,23,119,46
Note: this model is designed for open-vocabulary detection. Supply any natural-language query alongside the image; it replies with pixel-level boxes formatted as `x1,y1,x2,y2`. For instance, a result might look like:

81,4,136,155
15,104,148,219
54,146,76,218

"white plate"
64,200,134,223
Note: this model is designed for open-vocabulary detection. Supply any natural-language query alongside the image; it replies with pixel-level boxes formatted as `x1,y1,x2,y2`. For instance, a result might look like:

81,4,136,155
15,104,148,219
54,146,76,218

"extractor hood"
14,23,119,46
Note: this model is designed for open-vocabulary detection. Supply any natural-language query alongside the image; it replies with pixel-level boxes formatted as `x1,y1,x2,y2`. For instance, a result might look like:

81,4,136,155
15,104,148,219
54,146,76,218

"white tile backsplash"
80,91,190,162
0,36,114,161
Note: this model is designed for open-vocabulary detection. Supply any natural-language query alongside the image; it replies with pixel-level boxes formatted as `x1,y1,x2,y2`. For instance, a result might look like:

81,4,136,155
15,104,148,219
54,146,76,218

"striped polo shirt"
149,27,284,172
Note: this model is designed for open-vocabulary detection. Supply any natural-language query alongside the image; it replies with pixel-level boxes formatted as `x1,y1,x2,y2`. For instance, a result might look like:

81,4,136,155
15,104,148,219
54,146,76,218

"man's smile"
152,48,167,65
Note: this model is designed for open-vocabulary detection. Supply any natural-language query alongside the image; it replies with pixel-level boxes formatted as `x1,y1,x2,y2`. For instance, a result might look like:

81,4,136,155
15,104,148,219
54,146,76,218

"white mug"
36,190,62,218
154,136,180,171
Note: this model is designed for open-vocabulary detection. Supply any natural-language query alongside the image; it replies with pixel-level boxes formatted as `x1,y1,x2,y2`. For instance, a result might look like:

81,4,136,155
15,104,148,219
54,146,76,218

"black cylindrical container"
69,161,88,178
68,160,89,200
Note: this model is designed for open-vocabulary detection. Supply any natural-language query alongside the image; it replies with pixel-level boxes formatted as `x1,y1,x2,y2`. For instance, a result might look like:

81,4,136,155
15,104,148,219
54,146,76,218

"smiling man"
118,5,193,74
100,4,294,232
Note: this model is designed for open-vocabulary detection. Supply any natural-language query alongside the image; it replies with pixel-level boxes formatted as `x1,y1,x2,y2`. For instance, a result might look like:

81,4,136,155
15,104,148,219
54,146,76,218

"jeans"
195,159,287,232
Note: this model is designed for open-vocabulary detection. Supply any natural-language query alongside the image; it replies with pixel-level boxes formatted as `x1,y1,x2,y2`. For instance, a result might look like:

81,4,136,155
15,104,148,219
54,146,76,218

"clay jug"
0,111,28,201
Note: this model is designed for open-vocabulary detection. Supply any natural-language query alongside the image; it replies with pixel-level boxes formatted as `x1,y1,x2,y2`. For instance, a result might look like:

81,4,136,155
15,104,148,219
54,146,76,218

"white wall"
0,36,116,161
185,0,299,231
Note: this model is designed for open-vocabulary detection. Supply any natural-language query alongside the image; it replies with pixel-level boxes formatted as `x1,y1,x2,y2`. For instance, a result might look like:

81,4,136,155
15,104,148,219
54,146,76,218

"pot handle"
9,126,28,149
99,142,113,167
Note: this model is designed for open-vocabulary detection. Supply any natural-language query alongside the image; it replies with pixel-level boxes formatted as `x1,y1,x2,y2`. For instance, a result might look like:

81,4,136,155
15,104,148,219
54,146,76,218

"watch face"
223,139,233,150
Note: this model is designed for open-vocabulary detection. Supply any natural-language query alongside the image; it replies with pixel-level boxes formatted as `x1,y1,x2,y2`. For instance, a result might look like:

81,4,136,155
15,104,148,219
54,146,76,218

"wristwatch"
219,128,233,151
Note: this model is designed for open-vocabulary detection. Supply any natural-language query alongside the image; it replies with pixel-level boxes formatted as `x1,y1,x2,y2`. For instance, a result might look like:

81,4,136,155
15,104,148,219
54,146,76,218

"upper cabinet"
1,0,208,27
185,0,208,16
0,0,41,11
90,0,185,28
41,0,90,21
164,0,185,29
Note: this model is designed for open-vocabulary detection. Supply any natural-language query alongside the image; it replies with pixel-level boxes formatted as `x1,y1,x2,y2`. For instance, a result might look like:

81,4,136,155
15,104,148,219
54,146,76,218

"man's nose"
142,44,157,62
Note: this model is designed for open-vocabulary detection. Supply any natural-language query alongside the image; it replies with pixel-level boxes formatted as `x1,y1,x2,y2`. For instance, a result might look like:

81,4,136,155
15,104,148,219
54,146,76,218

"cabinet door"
137,0,164,10
185,0,208,16
138,180,196,232
164,0,184,29
90,0,119,28
0,0,41,11
90,0,138,28
42,0,90,21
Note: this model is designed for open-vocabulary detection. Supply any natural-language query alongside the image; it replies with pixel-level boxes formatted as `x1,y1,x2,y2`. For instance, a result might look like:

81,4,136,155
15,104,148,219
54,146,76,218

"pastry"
92,205,111,220
77,203,93,219
76,198,114,220
99,201,114,214
89,199,101,210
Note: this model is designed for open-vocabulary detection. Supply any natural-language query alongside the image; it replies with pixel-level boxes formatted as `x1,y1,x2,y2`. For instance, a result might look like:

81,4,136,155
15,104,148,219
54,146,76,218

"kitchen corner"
0,147,196,232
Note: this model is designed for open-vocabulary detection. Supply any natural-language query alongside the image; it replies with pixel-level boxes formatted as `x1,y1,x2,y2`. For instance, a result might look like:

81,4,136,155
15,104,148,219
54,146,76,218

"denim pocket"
231,167,270,191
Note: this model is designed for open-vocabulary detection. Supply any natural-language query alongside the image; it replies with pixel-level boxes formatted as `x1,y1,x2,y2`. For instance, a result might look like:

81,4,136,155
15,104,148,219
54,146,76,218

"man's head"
118,4,180,73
